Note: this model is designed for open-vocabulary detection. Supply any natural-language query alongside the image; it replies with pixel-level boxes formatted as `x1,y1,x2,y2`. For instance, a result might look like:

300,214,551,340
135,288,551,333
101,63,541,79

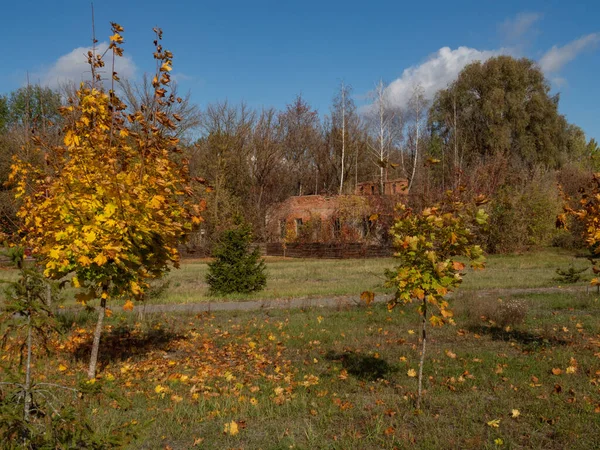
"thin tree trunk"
23,312,32,422
339,83,346,195
87,297,106,379
417,299,427,410
408,99,419,194
45,282,52,307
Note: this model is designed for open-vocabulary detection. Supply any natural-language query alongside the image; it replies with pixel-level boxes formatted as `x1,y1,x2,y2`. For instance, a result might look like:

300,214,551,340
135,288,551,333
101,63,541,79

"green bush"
206,223,267,295
484,170,561,253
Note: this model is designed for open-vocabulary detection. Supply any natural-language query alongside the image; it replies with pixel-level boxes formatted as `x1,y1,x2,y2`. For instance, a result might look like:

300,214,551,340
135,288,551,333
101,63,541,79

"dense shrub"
460,296,528,329
483,170,562,253
206,223,267,295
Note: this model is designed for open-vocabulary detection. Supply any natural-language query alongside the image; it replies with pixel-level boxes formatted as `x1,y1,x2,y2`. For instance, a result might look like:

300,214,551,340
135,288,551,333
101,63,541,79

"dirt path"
79,285,588,315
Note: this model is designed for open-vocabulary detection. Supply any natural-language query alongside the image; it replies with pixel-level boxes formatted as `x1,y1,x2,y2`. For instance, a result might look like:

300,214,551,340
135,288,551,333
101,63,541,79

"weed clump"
461,296,528,329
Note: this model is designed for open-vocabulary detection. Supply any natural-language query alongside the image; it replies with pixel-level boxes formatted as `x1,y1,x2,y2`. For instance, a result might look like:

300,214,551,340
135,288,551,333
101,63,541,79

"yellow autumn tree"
9,24,204,378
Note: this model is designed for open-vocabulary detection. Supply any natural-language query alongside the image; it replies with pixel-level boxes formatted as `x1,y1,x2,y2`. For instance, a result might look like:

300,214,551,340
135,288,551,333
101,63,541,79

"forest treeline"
1,55,598,253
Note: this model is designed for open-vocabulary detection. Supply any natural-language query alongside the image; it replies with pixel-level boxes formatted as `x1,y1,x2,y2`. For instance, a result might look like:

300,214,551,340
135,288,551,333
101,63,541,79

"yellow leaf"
123,300,134,311
58,364,68,372
78,255,92,267
149,195,165,209
511,409,520,418
445,349,457,359
130,281,142,296
224,420,239,436
49,248,60,259
487,419,501,428
109,33,123,43
408,329,415,335
171,394,183,403
94,253,107,266
104,203,117,217
155,384,166,394
84,231,97,243
407,369,417,377
160,62,173,72
566,366,577,374
64,130,80,147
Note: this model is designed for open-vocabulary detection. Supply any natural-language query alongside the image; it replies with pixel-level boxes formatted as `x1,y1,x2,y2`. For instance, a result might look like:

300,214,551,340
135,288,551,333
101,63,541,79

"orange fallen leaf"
123,300,134,311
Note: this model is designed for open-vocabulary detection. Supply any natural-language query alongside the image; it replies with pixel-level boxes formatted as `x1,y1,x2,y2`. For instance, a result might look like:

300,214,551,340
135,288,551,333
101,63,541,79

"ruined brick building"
265,178,408,244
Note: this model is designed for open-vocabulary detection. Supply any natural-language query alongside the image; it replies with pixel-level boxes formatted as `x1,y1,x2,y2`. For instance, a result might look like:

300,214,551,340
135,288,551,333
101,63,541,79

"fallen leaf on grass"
487,419,501,428
511,409,520,418
552,368,563,375
123,300,134,311
224,420,239,436
407,369,417,377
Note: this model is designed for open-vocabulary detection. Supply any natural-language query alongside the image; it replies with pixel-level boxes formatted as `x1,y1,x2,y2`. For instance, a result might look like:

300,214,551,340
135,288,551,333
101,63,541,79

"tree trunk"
87,297,106,379
23,312,32,422
339,83,346,195
416,299,427,409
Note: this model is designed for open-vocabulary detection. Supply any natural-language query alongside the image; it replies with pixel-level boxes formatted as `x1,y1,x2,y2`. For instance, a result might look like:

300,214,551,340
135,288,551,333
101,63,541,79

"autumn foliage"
8,23,203,377
558,173,600,286
385,194,487,407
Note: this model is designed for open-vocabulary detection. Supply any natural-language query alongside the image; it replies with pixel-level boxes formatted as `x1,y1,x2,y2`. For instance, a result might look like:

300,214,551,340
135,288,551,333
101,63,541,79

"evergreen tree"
206,223,267,294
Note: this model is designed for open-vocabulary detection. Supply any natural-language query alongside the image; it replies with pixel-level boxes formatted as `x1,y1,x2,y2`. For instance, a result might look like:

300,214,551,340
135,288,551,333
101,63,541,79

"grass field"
0,247,592,306
1,248,600,448
2,288,600,448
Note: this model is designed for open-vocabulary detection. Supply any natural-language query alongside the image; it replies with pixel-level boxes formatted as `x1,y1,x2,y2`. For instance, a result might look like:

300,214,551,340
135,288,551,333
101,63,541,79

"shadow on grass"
325,350,396,381
468,325,569,350
72,325,182,365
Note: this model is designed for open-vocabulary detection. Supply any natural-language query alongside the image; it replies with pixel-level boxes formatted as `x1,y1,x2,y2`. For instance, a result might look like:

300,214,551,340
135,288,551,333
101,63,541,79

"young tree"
385,195,487,408
9,24,204,379
206,221,266,295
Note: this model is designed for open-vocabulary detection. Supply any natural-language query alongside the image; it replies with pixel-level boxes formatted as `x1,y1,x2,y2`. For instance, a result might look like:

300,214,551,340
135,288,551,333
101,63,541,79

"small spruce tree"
206,223,267,295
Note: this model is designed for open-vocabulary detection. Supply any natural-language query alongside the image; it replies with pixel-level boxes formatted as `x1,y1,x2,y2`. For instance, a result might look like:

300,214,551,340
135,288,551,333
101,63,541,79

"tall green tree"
429,56,572,173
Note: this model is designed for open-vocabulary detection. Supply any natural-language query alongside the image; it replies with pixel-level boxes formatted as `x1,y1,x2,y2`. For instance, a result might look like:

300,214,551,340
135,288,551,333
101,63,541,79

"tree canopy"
429,56,573,170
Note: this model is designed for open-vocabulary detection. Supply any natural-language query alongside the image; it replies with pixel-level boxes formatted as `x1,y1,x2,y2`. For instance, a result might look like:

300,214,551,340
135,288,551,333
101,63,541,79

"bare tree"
407,84,426,193
366,80,402,194
278,95,321,196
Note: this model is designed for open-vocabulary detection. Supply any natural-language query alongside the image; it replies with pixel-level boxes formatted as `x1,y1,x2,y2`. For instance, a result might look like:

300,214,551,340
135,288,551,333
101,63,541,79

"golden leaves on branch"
9,23,205,307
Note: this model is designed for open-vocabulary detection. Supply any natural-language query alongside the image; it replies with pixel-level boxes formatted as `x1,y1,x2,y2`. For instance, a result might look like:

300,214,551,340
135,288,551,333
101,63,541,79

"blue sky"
2,0,599,141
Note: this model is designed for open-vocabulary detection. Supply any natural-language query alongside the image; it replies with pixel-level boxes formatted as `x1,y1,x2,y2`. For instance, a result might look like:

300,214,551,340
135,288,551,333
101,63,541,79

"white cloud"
499,12,542,42
35,42,137,88
381,46,508,110
539,33,600,73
